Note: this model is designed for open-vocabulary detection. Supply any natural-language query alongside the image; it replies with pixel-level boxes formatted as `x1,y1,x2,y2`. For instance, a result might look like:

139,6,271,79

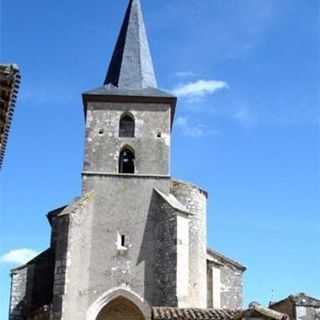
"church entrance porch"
96,297,145,320
86,287,151,320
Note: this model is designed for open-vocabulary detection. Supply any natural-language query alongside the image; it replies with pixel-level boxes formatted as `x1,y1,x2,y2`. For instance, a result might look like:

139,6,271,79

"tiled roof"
270,293,320,308
289,293,320,307
235,303,288,320
0,64,20,169
152,307,238,320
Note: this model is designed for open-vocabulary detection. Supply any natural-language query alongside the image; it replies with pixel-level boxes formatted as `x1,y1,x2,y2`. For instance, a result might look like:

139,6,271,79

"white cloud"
173,80,229,98
0,249,39,265
176,116,219,137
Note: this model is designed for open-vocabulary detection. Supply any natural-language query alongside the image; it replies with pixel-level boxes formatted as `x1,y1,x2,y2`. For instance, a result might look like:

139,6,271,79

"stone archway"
86,287,151,320
96,296,145,320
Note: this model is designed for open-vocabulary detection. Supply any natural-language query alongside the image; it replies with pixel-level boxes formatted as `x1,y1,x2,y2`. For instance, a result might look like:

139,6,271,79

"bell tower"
48,2,209,319
60,0,184,315
82,0,176,187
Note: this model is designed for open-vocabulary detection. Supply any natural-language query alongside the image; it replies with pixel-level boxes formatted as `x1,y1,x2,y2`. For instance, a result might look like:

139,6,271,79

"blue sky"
1,0,319,317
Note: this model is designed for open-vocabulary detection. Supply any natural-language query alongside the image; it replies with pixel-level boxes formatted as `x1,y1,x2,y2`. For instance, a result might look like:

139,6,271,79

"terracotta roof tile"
152,307,238,320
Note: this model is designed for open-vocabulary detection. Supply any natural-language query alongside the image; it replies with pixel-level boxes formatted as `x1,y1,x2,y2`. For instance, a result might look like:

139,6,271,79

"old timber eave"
0,64,21,169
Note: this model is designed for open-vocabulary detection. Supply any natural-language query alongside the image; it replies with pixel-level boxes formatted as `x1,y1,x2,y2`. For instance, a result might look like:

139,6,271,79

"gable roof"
11,249,53,272
235,303,288,320
270,293,320,308
47,192,93,224
207,248,246,272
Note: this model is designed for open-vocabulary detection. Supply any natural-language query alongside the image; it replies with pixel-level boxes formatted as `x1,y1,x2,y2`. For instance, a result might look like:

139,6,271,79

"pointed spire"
104,0,157,90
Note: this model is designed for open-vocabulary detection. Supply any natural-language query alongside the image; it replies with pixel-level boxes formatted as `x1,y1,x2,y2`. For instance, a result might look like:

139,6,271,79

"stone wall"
9,250,54,320
220,263,243,309
82,101,171,181
56,177,180,319
50,215,70,320
296,306,320,320
207,250,245,309
170,180,208,308
153,192,178,306
9,266,28,320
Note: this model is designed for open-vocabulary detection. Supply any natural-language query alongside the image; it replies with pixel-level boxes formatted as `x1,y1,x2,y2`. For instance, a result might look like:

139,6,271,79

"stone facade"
207,249,245,310
82,102,171,178
10,267,28,320
171,180,208,308
9,250,54,320
8,1,247,319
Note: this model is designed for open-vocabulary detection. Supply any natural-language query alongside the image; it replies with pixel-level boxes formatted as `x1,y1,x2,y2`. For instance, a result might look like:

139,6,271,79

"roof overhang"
0,64,21,169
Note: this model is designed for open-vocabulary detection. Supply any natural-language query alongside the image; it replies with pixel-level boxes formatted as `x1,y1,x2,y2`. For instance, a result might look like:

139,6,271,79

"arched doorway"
86,287,151,320
96,297,145,320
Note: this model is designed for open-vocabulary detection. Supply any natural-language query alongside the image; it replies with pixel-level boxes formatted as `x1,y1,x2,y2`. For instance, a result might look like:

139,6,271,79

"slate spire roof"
104,0,157,90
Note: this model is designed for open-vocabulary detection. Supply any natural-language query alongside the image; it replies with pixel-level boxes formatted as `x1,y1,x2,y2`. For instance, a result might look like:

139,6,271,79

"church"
8,1,300,320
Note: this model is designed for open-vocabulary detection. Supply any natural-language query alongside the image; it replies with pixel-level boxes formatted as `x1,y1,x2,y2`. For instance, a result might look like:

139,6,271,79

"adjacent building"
270,293,320,320
0,64,20,169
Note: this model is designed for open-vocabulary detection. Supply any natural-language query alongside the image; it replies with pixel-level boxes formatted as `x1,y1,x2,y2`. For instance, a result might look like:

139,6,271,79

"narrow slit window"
119,113,135,137
117,232,128,252
121,235,126,247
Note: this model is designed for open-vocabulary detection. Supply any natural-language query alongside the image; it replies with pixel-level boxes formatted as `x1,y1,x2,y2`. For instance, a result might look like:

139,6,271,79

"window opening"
119,113,135,137
121,235,126,247
119,147,135,174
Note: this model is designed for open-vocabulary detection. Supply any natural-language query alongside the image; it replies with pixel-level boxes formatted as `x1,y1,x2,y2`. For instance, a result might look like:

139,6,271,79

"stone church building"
8,1,297,320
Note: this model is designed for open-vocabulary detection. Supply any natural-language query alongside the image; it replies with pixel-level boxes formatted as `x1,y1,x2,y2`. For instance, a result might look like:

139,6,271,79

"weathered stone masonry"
8,1,248,319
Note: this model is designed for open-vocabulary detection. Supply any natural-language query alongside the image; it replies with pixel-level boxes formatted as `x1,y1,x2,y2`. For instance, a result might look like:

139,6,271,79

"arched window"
119,147,135,174
119,113,135,137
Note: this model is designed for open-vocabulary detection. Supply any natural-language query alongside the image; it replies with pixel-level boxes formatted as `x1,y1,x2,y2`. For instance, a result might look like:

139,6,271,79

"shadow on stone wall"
9,249,54,320
137,190,177,307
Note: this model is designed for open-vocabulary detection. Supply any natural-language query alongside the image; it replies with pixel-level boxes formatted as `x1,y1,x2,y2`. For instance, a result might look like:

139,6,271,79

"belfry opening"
119,147,135,174
119,113,135,137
